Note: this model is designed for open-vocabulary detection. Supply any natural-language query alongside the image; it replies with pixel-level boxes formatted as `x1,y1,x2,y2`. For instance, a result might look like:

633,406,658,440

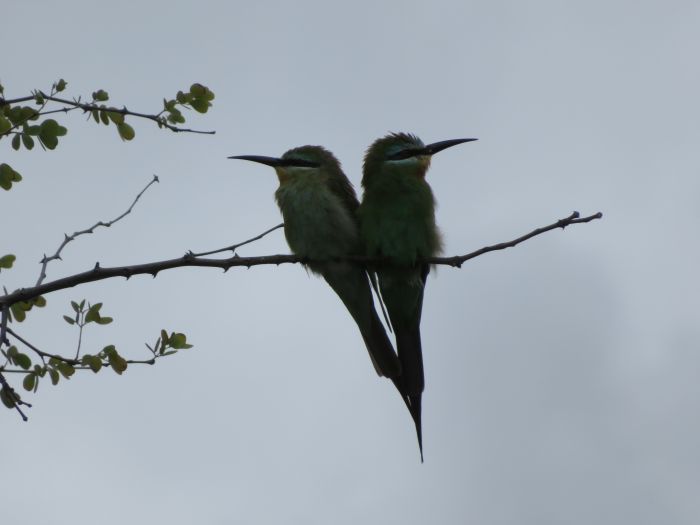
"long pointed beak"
228,155,284,167
424,138,477,155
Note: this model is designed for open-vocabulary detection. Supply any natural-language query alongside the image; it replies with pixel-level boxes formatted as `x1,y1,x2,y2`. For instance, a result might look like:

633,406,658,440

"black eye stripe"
284,159,320,168
388,148,422,161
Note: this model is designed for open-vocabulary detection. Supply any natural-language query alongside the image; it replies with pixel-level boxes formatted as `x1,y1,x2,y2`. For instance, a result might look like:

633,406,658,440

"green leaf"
100,110,109,125
0,387,16,409
189,83,206,97
107,111,124,125
169,332,193,349
0,254,16,269
92,110,100,124
117,122,135,141
12,134,20,150
0,172,12,191
108,351,128,375
25,125,41,136
34,92,45,105
57,362,75,379
21,133,34,150
48,368,60,385
10,303,26,322
166,109,185,124
81,354,102,373
39,119,67,143
190,98,210,114
20,107,39,121
85,303,102,322
63,315,75,325
0,113,11,134
102,344,116,357
6,106,22,124
95,316,113,325
23,374,36,392
92,89,109,102
38,132,58,150
33,296,46,307
14,352,32,370
71,300,80,313
55,79,67,92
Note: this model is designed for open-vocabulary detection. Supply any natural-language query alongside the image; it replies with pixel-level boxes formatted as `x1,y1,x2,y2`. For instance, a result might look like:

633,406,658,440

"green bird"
359,133,477,460
229,145,402,381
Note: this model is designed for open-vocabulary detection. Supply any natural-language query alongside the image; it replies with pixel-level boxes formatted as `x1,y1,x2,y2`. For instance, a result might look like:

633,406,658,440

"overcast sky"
3,1,700,523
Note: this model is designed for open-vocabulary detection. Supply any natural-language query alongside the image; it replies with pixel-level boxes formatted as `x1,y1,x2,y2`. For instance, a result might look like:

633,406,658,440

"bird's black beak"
229,155,320,168
424,138,477,156
228,155,285,167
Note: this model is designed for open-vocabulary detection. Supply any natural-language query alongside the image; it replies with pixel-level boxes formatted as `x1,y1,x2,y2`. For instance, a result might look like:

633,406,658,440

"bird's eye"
286,159,319,168
388,149,418,161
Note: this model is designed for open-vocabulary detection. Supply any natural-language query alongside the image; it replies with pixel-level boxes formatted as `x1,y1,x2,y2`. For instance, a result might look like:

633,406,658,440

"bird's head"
229,145,342,184
362,132,477,185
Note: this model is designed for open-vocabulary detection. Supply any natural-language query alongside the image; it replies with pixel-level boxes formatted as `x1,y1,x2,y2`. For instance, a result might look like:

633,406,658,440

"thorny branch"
36,175,160,286
0,211,603,308
431,211,603,267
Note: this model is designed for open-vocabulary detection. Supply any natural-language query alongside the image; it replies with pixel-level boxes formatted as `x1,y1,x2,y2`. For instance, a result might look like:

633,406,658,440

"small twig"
189,223,284,257
0,289,9,347
36,175,159,286
428,211,603,267
6,327,78,365
1,211,602,308
74,317,85,361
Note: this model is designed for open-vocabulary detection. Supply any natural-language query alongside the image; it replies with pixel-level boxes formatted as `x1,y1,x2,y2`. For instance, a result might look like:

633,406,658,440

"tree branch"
36,175,159,286
4,326,158,368
189,223,284,257
1,93,215,135
0,211,602,308
430,211,603,267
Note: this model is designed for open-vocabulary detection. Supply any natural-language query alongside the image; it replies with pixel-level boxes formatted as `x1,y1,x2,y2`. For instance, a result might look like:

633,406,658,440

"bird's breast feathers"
275,182,359,260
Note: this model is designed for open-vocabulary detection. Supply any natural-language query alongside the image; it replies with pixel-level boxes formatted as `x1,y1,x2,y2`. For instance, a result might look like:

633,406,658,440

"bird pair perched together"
230,132,476,461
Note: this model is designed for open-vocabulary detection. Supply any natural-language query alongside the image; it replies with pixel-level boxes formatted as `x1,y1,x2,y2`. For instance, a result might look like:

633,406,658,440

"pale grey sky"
3,1,700,523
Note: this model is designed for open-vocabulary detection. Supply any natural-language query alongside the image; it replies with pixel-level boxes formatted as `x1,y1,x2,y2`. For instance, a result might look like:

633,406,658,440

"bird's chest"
275,184,358,259
361,181,440,261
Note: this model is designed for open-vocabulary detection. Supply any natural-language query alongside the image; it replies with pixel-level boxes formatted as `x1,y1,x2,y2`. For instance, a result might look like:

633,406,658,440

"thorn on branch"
0,212,602,309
